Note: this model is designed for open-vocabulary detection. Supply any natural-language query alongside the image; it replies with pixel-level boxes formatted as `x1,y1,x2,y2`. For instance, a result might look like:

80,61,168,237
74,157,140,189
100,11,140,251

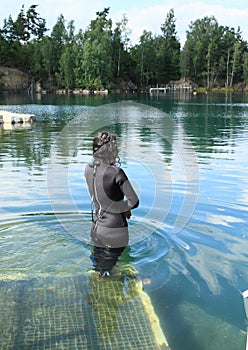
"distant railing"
150,84,194,94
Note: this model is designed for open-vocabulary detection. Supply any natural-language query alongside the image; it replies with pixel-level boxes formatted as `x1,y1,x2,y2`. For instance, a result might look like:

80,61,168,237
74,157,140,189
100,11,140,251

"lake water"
0,92,248,349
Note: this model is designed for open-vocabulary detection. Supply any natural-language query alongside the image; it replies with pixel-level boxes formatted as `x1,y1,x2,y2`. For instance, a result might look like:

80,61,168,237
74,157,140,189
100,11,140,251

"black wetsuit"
85,158,139,274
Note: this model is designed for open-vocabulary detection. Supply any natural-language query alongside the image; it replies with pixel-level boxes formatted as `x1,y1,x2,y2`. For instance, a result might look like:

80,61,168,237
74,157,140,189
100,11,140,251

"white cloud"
1,0,105,31
113,2,248,46
35,0,104,30
176,2,248,44
112,5,172,45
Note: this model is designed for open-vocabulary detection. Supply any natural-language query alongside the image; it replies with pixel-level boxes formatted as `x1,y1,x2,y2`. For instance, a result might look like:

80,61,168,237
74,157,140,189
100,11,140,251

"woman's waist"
93,211,127,227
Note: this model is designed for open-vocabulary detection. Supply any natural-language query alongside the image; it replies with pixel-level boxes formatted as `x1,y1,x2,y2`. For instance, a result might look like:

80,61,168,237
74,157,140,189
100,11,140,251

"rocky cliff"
0,66,30,93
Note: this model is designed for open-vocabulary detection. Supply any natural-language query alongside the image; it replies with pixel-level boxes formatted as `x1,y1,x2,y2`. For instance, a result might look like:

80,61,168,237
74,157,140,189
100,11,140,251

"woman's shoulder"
84,161,95,177
104,164,124,176
109,165,128,182
108,164,123,173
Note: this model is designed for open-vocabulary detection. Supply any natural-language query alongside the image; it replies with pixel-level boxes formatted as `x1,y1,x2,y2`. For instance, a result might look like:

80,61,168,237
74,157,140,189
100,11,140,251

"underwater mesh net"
0,272,169,350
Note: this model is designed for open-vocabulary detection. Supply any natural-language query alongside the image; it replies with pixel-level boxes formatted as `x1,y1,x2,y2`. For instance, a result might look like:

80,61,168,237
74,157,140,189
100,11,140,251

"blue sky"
1,0,248,45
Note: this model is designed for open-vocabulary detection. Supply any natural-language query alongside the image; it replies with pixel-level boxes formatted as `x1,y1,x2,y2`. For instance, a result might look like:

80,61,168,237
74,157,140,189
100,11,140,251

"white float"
0,110,36,125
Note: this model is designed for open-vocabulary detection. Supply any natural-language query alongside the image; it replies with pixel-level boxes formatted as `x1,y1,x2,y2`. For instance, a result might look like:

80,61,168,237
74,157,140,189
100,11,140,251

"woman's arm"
117,168,139,211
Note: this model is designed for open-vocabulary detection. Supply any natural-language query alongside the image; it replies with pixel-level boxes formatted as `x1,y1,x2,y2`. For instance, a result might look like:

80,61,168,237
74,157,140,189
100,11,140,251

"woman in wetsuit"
85,131,139,277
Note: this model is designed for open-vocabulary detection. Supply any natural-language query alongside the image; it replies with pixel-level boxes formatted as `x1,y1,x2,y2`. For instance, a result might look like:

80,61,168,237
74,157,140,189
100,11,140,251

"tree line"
0,5,247,92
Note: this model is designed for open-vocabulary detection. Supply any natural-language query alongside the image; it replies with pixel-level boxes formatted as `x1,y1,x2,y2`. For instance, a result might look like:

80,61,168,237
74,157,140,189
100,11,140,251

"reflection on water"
0,94,248,349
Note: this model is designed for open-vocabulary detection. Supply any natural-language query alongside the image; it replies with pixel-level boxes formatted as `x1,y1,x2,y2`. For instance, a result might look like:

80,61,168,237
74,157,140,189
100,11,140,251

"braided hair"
93,131,118,165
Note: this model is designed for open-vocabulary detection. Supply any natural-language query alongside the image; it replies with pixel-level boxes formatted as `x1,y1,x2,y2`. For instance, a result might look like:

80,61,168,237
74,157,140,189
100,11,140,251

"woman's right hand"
125,210,131,219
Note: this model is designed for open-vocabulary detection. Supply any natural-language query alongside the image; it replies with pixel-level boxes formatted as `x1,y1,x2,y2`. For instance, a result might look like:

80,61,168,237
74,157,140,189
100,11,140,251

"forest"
0,5,248,93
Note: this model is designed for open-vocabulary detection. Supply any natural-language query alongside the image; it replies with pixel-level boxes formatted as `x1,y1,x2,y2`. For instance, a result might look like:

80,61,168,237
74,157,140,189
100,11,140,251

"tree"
229,40,241,87
79,8,113,90
243,52,248,84
0,16,25,68
73,29,86,88
50,15,67,74
26,5,47,40
1,5,47,71
182,16,220,86
2,5,47,43
112,14,131,79
182,17,248,88
158,9,181,83
131,30,157,88
58,21,76,90
0,31,10,65
38,14,67,90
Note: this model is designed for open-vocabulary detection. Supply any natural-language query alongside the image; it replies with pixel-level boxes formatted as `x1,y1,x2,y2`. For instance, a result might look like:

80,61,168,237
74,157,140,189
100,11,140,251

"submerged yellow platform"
0,272,170,349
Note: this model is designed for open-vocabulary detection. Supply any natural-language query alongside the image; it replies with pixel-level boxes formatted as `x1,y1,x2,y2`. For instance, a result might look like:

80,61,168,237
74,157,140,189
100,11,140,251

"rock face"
234,82,248,92
0,66,30,93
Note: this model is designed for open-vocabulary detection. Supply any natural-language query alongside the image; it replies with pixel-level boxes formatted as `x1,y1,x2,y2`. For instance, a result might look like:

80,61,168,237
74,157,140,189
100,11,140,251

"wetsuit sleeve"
116,168,139,211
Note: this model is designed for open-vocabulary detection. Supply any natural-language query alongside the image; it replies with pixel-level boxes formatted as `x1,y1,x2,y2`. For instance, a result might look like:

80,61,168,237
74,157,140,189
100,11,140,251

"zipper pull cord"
91,163,97,222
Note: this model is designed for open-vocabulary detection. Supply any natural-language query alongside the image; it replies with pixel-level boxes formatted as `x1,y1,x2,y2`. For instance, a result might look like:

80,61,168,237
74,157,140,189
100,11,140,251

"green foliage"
0,5,47,72
2,5,47,42
158,9,181,83
112,14,131,79
243,53,248,84
130,9,181,88
182,17,248,88
0,5,248,92
58,21,76,90
79,8,113,89
130,30,157,87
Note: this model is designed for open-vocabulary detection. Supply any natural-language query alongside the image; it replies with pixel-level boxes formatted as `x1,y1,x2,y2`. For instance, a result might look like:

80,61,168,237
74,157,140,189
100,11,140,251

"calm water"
1,92,248,349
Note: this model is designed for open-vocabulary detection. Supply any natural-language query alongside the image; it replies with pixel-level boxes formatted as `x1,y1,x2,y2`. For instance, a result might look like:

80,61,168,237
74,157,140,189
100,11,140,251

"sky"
1,0,248,46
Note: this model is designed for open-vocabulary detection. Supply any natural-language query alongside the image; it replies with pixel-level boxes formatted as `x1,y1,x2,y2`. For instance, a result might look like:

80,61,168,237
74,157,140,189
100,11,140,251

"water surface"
0,93,248,349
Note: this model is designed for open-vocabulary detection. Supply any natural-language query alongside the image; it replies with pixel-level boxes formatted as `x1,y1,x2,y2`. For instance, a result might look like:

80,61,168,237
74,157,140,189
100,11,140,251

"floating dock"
0,110,36,125
0,272,170,349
